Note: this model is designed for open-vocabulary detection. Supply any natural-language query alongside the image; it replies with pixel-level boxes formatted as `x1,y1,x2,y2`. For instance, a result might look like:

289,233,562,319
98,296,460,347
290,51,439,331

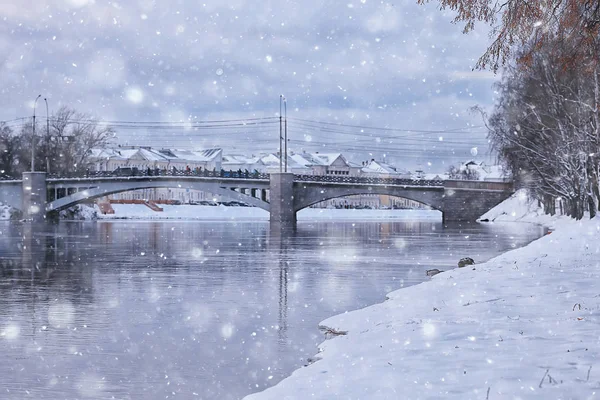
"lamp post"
31,94,41,172
44,98,50,173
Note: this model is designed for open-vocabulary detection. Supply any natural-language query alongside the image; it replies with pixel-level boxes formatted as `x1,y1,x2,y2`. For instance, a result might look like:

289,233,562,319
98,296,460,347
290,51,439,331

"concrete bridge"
0,171,513,224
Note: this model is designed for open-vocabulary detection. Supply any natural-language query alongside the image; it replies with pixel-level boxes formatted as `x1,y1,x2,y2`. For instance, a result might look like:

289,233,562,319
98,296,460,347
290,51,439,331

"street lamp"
279,95,288,173
31,94,41,172
44,98,50,172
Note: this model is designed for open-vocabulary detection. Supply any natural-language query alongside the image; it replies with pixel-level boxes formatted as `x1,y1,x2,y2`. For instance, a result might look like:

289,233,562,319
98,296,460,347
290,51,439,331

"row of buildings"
89,146,416,177
89,146,505,209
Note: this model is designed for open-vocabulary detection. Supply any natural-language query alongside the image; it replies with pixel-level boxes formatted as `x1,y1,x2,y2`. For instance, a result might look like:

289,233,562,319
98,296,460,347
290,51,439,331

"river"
0,217,544,399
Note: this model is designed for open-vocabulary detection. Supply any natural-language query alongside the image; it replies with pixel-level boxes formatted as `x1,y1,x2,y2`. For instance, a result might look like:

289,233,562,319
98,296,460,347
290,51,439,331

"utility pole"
279,95,283,173
283,96,287,173
31,94,41,172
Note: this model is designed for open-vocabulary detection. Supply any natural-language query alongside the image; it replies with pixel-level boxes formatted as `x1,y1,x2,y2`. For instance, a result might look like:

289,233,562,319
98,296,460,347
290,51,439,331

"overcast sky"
0,0,498,171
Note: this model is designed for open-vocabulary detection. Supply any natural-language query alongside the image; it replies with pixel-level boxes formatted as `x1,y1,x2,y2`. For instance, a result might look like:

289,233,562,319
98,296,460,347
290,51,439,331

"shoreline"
244,193,599,399
95,205,443,222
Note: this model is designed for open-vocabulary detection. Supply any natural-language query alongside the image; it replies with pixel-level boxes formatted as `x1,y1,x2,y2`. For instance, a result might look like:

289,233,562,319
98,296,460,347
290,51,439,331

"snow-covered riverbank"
97,204,442,221
245,197,600,399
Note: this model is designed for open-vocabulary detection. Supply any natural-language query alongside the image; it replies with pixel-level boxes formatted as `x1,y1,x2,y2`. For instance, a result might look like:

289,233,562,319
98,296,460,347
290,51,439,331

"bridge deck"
42,170,451,188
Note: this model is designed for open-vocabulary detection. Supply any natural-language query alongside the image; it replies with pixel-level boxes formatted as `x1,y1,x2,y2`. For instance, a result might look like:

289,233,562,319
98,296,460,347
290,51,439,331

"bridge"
0,171,513,224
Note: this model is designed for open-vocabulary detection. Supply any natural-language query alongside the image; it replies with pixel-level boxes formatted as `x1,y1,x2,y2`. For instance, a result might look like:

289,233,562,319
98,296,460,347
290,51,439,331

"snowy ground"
0,203,11,220
245,197,600,399
98,204,442,221
0,202,18,220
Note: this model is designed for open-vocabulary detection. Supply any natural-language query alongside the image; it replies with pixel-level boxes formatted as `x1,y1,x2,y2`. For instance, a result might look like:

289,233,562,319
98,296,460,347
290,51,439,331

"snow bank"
97,204,441,221
59,204,99,220
245,216,600,400
0,202,19,220
478,189,568,227
98,204,269,221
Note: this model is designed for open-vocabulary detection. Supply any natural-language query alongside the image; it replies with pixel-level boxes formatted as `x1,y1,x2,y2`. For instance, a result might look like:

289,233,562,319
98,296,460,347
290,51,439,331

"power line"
288,117,484,133
288,120,488,140
3,114,486,135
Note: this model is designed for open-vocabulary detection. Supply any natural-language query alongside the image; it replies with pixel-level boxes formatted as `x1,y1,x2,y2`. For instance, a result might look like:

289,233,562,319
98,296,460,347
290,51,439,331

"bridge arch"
292,183,445,213
295,192,441,212
47,179,270,213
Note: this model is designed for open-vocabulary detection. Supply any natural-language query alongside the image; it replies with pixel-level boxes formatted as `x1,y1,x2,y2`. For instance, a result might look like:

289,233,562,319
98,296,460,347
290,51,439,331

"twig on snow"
587,366,593,382
539,369,549,388
486,386,491,400
323,327,347,336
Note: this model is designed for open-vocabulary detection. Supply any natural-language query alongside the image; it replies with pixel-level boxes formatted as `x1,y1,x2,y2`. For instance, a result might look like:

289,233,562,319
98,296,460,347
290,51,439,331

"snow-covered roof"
222,154,264,165
289,152,348,167
459,160,507,181
89,147,222,164
161,148,222,162
289,153,314,167
260,153,281,166
362,160,400,175
89,148,126,160
314,153,345,166
260,153,311,171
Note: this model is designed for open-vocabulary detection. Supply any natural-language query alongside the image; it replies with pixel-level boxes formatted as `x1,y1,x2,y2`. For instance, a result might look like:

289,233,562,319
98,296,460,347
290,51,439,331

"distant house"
259,153,311,174
89,146,222,172
453,160,509,182
361,160,410,178
157,148,222,171
88,146,222,204
89,147,170,171
222,154,266,172
289,152,362,176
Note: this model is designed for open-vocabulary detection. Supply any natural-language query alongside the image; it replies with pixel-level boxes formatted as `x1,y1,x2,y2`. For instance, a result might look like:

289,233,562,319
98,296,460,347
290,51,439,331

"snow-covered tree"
419,0,600,71
486,39,600,219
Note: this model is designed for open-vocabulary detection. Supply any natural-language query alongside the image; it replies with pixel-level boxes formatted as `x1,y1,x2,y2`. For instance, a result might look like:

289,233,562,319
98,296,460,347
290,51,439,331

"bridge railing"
293,174,445,187
48,169,271,180
42,170,510,190
444,179,513,191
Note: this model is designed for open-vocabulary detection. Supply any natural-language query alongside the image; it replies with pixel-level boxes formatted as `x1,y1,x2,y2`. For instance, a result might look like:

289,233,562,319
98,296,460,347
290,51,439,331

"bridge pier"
269,172,296,225
22,172,47,222
442,181,513,223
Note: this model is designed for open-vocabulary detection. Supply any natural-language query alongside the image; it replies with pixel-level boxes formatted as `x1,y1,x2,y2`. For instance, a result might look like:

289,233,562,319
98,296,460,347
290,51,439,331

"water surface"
0,219,545,399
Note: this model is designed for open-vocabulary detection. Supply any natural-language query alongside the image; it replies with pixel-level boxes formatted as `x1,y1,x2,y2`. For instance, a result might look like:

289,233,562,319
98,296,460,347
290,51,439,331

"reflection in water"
0,220,545,399
268,225,293,348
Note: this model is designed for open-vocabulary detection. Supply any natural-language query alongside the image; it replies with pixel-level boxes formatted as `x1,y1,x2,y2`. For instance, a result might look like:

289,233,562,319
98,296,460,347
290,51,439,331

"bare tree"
485,39,600,219
0,123,22,178
38,106,114,175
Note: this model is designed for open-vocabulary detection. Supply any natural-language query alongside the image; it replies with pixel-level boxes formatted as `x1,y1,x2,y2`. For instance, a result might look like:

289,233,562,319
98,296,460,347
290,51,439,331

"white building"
260,153,312,174
454,161,508,182
88,146,442,210
89,146,222,172
361,159,410,178
290,152,363,176
89,146,223,204
222,154,266,173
